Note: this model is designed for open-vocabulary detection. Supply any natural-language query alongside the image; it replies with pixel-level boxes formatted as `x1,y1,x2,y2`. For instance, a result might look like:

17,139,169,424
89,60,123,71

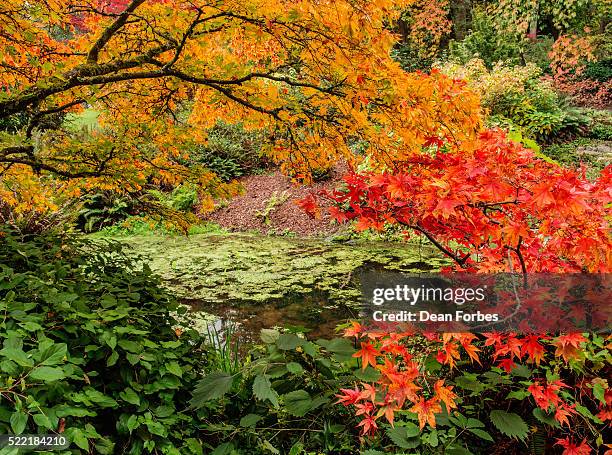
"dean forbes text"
372,310,499,322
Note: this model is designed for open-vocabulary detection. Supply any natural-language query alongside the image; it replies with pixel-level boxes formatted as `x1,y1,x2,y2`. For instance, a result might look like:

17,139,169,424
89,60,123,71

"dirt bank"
203,166,348,236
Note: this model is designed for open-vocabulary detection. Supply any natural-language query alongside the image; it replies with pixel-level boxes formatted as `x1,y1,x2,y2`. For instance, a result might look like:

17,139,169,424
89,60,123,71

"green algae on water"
118,233,447,307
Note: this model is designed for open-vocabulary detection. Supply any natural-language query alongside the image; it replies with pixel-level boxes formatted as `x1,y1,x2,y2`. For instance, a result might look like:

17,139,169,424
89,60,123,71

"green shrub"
521,36,555,72
589,122,612,140
439,59,590,142
0,229,209,454
449,8,554,72
191,329,362,454
583,59,612,82
77,184,202,234
166,184,198,212
188,122,267,181
200,154,243,182
0,198,78,236
448,8,523,68
77,192,135,233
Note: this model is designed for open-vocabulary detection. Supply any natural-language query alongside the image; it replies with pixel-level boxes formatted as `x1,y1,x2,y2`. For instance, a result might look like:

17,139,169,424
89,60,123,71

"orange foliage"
336,327,611,438
0,0,481,216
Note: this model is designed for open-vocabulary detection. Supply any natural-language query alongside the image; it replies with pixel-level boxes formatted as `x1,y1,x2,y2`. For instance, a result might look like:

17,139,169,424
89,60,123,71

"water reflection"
187,291,358,343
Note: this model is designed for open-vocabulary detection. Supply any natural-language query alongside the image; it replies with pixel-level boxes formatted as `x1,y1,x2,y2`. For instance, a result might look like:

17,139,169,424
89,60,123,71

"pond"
118,233,447,341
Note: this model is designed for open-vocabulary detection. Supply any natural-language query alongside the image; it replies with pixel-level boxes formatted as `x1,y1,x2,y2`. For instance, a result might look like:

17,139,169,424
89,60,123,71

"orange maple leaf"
441,341,461,369
343,321,364,338
410,397,442,429
434,380,457,411
554,404,575,427
353,342,381,370
553,333,586,362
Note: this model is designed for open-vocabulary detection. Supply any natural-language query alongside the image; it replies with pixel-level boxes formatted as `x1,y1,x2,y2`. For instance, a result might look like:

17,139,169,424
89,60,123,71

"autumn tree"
0,0,481,216
303,130,612,273
399,0,452,60
489,0,607,39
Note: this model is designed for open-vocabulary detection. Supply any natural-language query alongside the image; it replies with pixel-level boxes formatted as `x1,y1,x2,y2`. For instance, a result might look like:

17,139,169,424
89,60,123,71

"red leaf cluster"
317,130,611,273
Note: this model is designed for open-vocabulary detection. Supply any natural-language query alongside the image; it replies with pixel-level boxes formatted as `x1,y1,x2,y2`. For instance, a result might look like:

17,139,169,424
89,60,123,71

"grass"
64,108,100,132
206,320,241,374
92,215,228,237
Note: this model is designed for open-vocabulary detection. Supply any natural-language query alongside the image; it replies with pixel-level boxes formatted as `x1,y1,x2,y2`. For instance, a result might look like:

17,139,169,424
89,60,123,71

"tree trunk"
451,0,471,41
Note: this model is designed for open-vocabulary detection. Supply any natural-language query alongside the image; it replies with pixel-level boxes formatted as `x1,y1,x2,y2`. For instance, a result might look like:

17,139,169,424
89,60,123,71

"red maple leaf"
498,357,516,373
295,194,320,219
329,206,349,223
433,198,462,219
555,438,592,455
335,386,363,406
521,335,546,365
356,414,378,436
531,182,556,208
423,135,445,149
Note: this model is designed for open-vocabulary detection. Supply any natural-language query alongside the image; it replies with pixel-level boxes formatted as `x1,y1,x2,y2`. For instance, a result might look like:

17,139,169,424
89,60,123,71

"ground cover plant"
0,229,209,454
0,0,610,454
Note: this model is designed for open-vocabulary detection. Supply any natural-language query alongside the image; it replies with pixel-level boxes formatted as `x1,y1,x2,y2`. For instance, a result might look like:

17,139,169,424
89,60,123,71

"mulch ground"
203,164,348,237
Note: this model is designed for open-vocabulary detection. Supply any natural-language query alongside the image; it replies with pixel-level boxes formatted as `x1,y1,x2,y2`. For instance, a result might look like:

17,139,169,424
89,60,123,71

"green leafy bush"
448,8,553,72
583,59,612,83
589,122,612,140
193,329,566,454
191,329,364,454
440,59,590,141
0,198,78,236
77,192,135,233
448,8,523,68
188,122,268,182
77,184,204,234
150,184,199,213
0,229,209,454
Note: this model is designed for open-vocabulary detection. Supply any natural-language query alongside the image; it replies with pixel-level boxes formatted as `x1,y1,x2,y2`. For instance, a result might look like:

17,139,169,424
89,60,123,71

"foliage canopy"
0,0,481,215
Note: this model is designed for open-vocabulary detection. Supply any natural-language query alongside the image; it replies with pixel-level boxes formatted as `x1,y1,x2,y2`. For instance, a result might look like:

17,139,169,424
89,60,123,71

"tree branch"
0,44,174,118
410,223,471,267
26,99,85,137
0,145,34,160
86,0,148,64
0,156,113,178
